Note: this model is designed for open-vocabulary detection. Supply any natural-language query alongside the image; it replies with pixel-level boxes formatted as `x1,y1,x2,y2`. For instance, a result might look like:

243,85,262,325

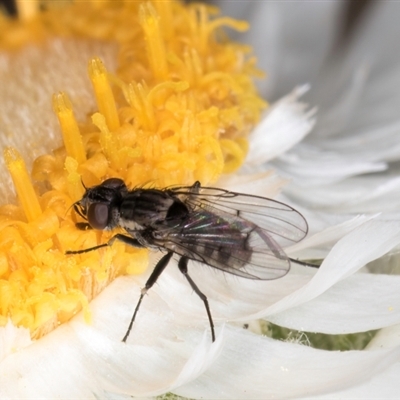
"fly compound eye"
87,203,109,230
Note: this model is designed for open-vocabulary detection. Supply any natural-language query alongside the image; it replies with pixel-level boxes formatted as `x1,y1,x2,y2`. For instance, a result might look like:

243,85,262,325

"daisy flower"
0,1,399,399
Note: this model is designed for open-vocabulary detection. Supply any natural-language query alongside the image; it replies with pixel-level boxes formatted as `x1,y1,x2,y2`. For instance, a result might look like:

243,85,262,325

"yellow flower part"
0,0,266,338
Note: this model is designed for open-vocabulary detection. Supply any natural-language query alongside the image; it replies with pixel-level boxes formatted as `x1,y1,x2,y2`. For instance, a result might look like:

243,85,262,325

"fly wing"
171,186,308,248
154,208,291,280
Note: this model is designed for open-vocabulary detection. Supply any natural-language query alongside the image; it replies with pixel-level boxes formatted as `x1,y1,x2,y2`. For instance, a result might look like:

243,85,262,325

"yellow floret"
0,0,266,338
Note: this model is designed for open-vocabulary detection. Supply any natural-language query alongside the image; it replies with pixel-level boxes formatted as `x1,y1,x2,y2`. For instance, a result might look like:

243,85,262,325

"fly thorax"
119,189,187,229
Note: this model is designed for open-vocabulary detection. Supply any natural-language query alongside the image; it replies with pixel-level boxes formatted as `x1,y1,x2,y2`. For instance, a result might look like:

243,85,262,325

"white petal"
0,320,31,362
246,85,315,166
167,326,225,392
173,325,400,399
0,324,104,398
287,214,377,259
367,324,400,350
151,218,400,337
316,362,400,399
0,276,225,398
154,258,312,322
273,144,387,186
70,276,228,397
286,175,400,213
261,219,400,318
217,171,285,198
253,2,400,219
268,273,400,334
317,121,400,163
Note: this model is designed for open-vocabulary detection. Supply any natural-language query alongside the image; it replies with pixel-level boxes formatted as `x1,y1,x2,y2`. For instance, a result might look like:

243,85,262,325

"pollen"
0,0,266,338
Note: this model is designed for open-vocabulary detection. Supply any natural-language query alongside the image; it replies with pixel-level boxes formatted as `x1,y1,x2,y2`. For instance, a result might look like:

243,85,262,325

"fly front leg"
178,256,216,342
75,222,91,231
66,233,145,255
122,251,174,342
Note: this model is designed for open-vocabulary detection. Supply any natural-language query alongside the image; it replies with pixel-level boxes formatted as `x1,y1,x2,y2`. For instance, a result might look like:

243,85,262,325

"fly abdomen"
183,234,252,269
172,210,253,269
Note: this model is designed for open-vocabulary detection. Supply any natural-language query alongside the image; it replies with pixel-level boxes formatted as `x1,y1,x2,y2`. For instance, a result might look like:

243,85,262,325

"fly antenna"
64,202,75,218
81,177,88,190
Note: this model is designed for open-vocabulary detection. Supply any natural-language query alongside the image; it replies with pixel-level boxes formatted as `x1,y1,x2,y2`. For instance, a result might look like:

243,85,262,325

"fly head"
73,178,128,230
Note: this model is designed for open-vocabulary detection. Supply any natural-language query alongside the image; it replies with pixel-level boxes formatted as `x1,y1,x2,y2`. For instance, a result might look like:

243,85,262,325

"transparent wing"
170,185,308,248
153,185,309,280
157,211,290,280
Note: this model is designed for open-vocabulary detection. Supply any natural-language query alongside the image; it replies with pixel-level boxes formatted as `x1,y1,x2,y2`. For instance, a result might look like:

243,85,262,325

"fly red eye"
87,203,109,230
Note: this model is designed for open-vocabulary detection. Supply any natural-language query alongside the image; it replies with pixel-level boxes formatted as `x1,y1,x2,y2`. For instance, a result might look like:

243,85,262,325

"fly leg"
186,181,202,204
122,251,173,342
190,181,201,193
289,257,320,269
66,233,145,255
178,256,216,342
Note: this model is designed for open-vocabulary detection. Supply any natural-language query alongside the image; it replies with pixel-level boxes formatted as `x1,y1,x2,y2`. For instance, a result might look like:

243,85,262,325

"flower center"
0,0,266,338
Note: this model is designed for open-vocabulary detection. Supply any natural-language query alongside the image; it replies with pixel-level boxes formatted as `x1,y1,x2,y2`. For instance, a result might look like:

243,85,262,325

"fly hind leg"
178,256,216,342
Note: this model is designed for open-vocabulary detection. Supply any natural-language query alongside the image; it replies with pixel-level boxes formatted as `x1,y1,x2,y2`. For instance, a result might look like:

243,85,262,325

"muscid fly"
67,178,316,342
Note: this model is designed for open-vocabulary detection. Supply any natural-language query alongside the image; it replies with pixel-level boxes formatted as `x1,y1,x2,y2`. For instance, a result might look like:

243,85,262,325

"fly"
66,179,317,342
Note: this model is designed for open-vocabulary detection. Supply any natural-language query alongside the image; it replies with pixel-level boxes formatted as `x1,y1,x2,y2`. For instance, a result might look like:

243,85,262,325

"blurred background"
0,0,374,46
